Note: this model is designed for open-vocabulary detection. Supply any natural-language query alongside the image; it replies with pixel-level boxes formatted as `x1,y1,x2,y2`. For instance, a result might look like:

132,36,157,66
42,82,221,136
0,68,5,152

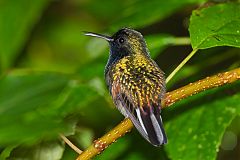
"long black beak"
83,31,113,42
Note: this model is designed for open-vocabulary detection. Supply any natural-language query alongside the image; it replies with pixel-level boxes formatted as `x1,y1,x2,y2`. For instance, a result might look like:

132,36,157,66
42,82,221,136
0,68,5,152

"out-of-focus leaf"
8,141,65,160
0,145,17,160
110,0,206,30
56,82,101,116
61,147,78,160
85,38,108,59
165,84,240,160
75,127,94,149
0,70,69,145
46,75,116,131
0,0,50,71
189,3,240,49
82,0,126,21
146,34,176,58
26,17,98,72
124,153,146,160
0,69,104,146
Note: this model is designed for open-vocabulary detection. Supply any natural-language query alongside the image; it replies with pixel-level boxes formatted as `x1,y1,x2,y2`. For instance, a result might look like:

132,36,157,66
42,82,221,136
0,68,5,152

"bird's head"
84,28,149,57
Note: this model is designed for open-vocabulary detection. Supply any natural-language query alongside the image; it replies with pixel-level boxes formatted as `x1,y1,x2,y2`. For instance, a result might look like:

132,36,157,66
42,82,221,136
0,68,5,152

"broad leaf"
0,70,103,145
0,145,16,160
165,84,240,160
0,70,68,144
110,0,206,30
8,141,65,160
189,3,240,49
0,0,49,70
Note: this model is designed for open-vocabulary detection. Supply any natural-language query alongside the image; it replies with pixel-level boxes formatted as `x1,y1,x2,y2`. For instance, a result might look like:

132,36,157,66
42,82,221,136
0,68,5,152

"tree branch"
163,68,240,106
76,67,240,160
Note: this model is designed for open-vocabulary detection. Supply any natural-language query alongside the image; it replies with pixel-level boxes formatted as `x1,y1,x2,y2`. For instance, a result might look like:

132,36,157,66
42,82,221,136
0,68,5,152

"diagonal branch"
163,67,240,106
76,67,240,160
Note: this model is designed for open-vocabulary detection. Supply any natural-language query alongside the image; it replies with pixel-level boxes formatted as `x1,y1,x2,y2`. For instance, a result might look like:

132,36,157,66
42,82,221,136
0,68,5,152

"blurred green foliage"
0,0,239,160
0,0,49,70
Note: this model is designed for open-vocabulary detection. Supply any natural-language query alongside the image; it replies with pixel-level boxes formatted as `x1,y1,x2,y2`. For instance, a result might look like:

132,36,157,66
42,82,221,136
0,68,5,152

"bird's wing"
110,59,167,146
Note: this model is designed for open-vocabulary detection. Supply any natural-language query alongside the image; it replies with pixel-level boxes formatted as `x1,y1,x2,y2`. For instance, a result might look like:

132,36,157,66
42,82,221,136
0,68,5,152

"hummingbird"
84,28,167,146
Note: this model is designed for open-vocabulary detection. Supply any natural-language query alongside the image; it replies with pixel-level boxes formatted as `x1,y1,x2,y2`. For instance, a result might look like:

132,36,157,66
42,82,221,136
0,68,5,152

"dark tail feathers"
135,106,167,146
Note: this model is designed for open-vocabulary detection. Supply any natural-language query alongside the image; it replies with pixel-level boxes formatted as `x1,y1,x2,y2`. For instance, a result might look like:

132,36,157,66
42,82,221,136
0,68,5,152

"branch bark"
76,67,240,160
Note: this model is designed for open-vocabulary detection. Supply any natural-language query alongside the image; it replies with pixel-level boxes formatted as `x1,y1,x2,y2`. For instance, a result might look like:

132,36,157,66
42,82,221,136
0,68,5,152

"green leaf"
77,58,106,81
56,81,101,116
123,153,146,160
8,141,65,160
110,0,206,30
0,0,49,71
0,145,17,160
189,3,240,49
0,70,69,145
0,69,108,159
0,69,104,145
165,84,240,160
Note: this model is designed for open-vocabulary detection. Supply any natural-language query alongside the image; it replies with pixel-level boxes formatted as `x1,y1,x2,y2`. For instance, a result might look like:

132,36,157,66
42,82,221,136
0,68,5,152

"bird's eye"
118,38,125,44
